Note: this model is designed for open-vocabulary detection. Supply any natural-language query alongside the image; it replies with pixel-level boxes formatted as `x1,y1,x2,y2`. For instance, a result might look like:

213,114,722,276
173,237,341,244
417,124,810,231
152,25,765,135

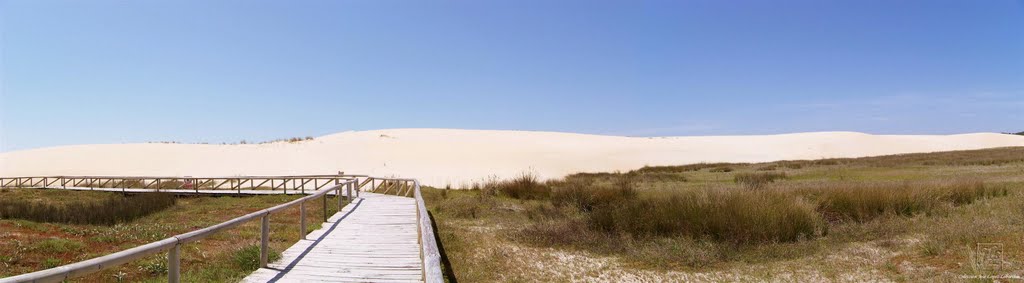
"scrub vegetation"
420,147,1024,282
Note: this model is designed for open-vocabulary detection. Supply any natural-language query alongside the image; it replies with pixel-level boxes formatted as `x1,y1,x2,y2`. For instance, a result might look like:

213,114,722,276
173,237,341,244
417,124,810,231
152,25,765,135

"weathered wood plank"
242,192,424,283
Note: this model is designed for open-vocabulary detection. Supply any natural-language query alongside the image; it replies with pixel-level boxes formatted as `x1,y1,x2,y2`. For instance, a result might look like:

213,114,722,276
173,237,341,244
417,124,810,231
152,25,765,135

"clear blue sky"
2,0,1022,151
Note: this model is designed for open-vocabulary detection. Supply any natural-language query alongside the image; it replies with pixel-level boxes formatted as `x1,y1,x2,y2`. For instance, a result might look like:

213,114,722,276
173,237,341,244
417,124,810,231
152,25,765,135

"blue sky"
1,0,1022,151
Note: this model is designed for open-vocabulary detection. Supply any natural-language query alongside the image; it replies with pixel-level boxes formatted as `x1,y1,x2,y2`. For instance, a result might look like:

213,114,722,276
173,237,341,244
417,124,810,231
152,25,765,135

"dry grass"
734,172,788,188
797,179,1007,223
588,189,825,244
488,174,550,200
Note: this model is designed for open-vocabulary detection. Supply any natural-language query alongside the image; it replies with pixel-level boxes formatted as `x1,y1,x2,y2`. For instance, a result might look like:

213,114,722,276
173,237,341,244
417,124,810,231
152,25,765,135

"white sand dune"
2,129,1023,187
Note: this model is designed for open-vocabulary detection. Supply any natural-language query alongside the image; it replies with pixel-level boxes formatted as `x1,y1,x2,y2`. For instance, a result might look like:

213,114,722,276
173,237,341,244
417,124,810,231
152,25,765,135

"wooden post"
168,244,181,283
300,201,306,239
347,182,353,201
260,214,270,268
338,185,344,209
322,194,328,222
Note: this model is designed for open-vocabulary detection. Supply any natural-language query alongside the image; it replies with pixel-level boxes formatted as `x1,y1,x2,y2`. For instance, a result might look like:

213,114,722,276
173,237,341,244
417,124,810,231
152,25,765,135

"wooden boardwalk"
0,176,442,283
244,192,424,283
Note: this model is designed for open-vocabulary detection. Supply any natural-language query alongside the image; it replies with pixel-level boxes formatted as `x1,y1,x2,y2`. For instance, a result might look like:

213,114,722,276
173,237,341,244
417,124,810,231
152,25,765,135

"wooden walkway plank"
242,192,424,283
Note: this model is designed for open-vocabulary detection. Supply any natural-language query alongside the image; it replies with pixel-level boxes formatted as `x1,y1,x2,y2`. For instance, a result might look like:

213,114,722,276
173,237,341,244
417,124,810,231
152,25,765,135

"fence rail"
0,174,443,283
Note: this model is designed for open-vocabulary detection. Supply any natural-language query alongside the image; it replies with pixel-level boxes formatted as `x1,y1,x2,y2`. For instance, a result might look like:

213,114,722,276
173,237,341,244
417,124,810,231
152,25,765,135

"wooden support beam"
297,178,313,194
214,179,232,190
254,179,270,189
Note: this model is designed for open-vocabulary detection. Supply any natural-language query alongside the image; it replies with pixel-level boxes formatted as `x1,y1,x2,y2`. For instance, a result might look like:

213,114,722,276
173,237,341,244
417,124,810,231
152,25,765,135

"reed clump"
587,189,825,244
802,179,1006,223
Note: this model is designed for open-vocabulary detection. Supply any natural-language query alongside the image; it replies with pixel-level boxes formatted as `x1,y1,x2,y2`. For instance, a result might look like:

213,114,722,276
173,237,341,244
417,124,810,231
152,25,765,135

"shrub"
492,174,550,200
735,172,788,188
550,176,636,212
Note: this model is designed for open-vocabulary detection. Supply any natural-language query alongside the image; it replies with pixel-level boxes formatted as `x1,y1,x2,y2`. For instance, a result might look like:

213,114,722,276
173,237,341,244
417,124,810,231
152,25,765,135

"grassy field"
422,147,1024,282
0,189,347,282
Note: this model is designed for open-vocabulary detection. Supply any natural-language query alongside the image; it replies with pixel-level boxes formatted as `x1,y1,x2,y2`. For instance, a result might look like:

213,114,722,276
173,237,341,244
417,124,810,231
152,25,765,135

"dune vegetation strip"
421,147,1024,282
0,192,176,225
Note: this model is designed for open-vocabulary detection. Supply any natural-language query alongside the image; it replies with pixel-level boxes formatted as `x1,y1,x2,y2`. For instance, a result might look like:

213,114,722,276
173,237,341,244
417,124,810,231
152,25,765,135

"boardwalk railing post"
322,194,328,222
168,244,181,283
300,201,307,239
347,182,353,201
261,214,270,268
338,184,344,209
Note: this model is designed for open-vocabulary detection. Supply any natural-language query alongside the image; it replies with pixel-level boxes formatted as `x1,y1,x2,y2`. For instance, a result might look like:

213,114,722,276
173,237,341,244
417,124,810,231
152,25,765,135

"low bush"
550,176,636,212
492,174,550,200
0,193,176,225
